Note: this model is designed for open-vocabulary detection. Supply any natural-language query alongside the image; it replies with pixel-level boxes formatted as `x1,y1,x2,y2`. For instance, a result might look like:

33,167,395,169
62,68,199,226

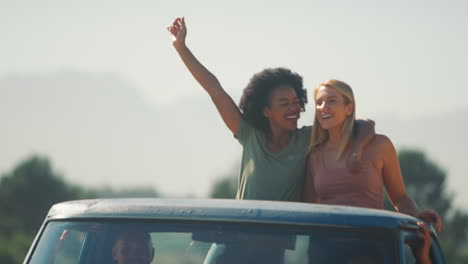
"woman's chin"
319,121,337,130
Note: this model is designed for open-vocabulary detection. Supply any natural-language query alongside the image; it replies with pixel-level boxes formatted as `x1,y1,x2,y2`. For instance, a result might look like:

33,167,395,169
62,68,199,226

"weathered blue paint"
46,198,418,229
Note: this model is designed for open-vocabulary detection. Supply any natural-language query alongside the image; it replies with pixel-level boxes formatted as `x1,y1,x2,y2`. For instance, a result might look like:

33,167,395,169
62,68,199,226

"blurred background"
1,0,467,262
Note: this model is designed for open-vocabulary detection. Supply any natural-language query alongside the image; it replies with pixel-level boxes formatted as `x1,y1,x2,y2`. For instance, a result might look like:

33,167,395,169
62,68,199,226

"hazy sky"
2,0,468,207
3,0,467,116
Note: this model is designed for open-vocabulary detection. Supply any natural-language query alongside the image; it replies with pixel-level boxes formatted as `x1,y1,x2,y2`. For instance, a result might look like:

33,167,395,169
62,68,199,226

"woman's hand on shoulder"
347,119,376,173
167,17,187,49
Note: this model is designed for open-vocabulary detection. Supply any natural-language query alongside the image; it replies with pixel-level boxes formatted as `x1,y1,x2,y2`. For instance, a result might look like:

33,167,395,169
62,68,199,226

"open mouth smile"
286,114,299,120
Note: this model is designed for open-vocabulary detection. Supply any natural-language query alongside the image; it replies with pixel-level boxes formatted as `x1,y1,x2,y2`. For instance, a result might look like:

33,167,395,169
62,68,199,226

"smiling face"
263,85,301,132
315,85,354,131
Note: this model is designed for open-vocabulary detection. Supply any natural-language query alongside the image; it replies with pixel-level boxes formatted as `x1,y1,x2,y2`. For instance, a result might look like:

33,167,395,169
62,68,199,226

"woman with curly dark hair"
168,17,374,203
238,67,308,134
168,17,375,264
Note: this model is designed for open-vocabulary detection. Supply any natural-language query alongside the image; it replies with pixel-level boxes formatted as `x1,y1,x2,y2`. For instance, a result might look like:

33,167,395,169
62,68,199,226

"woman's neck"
326,126,343,148
266,127,292,152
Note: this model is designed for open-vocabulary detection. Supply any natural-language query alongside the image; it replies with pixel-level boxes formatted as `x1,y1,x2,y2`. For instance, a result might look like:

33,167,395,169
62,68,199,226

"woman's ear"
346,103,354,116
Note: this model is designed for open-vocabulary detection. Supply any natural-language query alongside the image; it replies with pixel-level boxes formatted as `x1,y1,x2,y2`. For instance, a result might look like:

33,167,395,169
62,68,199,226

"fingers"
417,221,431,252
435,213,443,232
412,222,432,263
167,25,176,34
167,17,184,34
428,210,443,232
181,16,186,28
417,221,430,239
167,26,180,39
418,210,443,233
173,17,183,29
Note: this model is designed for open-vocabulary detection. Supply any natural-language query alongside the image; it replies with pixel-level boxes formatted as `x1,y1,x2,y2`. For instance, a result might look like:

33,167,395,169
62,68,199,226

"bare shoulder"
373,134,392,144
368,134,394,152
369,134,397,157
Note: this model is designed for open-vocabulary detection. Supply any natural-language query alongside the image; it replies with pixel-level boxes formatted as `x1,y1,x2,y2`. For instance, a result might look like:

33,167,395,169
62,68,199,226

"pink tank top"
312,150,384,209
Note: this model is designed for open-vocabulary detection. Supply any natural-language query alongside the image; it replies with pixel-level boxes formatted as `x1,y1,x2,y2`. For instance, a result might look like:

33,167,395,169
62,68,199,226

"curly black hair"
239,67,307,133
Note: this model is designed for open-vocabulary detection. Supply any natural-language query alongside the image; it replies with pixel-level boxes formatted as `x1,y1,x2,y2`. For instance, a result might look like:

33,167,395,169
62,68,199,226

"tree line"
0,155,158,263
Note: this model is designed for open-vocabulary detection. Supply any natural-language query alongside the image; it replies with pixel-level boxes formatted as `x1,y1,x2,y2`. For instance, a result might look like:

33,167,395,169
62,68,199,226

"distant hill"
1,71,466,209
0,71,239,197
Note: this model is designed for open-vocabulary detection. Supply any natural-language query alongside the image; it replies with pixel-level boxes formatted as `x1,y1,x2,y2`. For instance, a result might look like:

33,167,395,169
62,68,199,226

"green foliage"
210,175,237,199
0,154,159,263
0,155,82,234
438,210,468,263
389,148,468,263
83,186,159,198
398,149,453,217
209,162,240,199
0,155,82,263
0,231,35,264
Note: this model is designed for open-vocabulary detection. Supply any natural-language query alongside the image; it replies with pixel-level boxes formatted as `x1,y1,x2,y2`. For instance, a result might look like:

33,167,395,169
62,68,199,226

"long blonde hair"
310,79,356,159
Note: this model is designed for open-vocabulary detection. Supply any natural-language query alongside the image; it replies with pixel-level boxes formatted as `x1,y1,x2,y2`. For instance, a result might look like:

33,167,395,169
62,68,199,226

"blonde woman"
303,79,442,231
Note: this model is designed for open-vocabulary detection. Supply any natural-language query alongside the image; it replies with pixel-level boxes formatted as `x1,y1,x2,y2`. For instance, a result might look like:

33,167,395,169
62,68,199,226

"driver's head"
112,231,154,264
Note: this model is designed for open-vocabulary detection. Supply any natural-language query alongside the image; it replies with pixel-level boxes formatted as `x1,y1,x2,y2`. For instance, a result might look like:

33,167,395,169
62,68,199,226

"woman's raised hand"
167,17,187,48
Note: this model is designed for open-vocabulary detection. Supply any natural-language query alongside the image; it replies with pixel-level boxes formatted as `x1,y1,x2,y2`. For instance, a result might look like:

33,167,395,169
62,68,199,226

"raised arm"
167,17,242,136
379,135,443,232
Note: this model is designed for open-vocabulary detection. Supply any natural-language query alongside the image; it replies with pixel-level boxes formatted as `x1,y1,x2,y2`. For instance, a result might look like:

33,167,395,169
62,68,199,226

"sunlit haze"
2,0,468,209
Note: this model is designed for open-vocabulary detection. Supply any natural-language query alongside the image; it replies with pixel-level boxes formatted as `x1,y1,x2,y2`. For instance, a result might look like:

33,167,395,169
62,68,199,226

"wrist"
173,42,187,51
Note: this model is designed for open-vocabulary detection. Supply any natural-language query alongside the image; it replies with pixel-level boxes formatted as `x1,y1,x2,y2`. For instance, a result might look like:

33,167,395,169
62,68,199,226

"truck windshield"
28,220,396,264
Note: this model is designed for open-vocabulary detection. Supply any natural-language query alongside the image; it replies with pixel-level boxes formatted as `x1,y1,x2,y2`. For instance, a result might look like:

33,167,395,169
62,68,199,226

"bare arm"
380,135,420,215
380,136,443,232
168,17,242,136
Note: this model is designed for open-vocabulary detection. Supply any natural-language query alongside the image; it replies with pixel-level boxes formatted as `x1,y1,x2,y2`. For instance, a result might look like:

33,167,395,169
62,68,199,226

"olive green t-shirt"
235,119,312,201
